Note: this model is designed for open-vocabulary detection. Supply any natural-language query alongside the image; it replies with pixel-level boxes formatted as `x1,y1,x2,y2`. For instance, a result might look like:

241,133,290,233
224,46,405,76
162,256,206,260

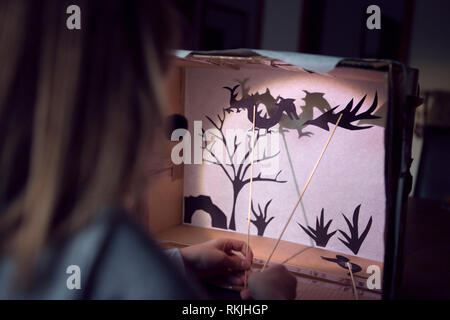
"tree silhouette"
202,110,286,230
250,199,275,236
338,205,372,255
297,208,336,247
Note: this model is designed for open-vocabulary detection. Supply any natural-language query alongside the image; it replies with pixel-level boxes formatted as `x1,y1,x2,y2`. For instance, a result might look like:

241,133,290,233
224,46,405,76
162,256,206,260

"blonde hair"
0,0,178,286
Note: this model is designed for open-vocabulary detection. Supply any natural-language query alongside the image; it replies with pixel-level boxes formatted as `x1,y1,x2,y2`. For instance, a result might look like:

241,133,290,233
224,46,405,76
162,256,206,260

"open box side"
382,63,419,299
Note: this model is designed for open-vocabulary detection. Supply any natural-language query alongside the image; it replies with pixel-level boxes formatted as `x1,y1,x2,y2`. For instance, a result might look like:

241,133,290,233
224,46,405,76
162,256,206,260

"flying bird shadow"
321,255,362,273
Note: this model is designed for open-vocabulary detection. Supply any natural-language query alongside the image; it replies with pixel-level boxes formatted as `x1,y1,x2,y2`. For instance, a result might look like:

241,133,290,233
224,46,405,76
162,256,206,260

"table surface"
160,197,449,299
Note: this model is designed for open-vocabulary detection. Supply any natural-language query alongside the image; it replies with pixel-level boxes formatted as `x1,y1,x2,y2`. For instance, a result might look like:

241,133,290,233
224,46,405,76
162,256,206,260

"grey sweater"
0,208,204,299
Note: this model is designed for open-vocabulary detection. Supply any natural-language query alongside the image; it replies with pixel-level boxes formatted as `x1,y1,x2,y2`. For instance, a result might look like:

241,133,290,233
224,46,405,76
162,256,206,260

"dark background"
173,0,450,92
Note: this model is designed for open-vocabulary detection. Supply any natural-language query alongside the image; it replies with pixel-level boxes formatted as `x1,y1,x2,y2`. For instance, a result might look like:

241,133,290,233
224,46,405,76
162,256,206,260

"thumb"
240,289,252,300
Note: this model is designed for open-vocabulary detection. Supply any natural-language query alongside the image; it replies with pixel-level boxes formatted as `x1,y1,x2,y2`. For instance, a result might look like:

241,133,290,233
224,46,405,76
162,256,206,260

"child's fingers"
240,289,252,300
218,239,254,263
223,253,251,271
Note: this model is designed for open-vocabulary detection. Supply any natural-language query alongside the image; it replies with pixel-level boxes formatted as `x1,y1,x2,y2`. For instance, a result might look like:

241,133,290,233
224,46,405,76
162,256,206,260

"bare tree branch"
242,170,286,186
201,108,285,231
254,149,281,164
205,115,221,131
243,129,262,162
203,143,233,183
208,131,224,143
240,163,251,181
240,149,281,181
203,159,221,165
205,111,237,176
236,129,262,179
230,135,241,159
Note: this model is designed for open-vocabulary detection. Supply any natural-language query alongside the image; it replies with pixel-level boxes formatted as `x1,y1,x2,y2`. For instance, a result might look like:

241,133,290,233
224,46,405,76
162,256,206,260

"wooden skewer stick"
346,262,359,300
281,246,313,265
244,105,257,288
262,114,343,272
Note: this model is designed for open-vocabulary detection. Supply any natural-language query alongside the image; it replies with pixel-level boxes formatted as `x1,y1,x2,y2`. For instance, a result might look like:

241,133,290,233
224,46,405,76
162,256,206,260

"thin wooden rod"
262,114,343,271
280,246,313,265
244,105,257,288
346,262,359,300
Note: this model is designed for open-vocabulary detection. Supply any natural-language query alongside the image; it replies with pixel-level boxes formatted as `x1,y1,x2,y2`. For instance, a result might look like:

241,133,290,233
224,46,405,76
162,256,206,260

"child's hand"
241,264,297,300
179,238,253,286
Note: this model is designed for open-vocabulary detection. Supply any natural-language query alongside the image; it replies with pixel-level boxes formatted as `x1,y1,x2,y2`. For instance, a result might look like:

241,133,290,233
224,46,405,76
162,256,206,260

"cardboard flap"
174,49,343,74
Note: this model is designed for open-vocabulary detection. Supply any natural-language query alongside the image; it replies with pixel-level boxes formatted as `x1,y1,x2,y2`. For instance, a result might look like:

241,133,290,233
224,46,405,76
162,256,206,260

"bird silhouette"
321,255,362,273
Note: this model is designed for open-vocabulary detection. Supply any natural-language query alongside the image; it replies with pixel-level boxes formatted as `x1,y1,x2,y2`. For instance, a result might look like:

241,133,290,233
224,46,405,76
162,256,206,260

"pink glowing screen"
182,65,387,262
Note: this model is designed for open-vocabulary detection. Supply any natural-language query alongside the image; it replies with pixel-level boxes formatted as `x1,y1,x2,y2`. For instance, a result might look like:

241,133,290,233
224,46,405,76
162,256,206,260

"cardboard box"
150,49,420,299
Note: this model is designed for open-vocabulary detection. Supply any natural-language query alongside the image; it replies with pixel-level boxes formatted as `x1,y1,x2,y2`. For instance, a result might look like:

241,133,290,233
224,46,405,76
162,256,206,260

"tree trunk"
228,184,243,230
